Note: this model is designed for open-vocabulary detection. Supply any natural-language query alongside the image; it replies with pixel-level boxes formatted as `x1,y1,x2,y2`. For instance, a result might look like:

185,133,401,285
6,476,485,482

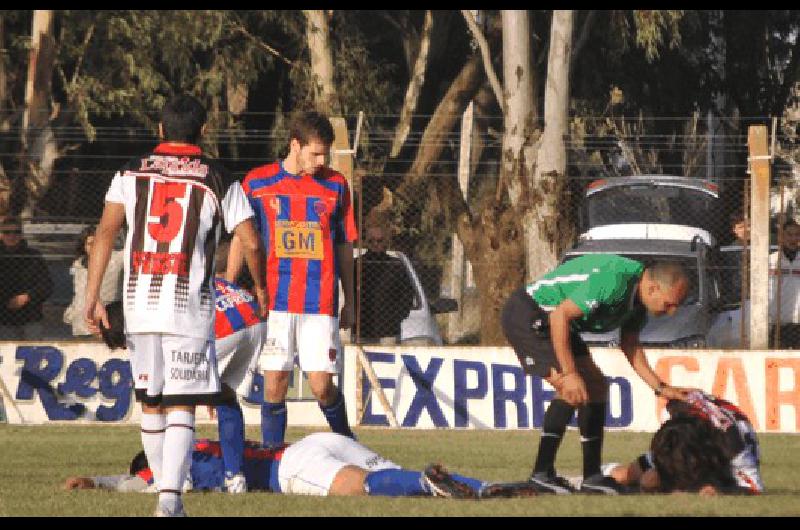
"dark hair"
650,416,736,493
730,210,745,227
76,225,97,266
100,301,126,350
160,94,207,144
783,218,800,231
129,450,149,476
288,110,334,147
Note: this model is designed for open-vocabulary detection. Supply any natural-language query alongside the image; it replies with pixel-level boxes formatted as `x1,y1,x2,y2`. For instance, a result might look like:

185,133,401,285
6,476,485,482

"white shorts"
260,311,341,373
278,432,400,496
128,333,220,406
216,322,268,397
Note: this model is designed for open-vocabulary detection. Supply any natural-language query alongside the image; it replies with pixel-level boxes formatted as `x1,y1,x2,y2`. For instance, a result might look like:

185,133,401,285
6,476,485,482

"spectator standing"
0,216,53,340
355,223,414,344
769,219,800,348
228,110,357,449
63,225,123,337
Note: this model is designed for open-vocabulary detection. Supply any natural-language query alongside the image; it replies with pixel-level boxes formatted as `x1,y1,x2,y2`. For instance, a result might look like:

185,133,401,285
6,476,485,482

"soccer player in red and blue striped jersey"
228,111,357,449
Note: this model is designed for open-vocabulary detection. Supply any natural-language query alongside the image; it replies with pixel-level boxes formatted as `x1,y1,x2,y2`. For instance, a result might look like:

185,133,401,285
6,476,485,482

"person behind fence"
501,254,696,495
769,219,800,348
0,216,53,340
63,225,123,337
84,94,266,518
227,110,357,450
355,223,414,344
725,209,750,306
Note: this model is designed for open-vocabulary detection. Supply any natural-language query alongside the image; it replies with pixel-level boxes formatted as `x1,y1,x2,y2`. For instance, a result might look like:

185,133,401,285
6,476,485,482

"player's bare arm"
620,330,692,401
336,242,355,329
548,299,588,406
225,234,245,284
85,202,125,335
231,219,267,317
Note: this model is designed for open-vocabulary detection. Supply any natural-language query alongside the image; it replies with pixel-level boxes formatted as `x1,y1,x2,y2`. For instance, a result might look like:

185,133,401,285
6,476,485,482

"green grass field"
0,424,798,516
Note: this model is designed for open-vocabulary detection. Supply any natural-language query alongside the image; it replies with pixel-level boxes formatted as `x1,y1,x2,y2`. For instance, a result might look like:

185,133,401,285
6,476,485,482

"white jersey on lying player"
105,142,253,340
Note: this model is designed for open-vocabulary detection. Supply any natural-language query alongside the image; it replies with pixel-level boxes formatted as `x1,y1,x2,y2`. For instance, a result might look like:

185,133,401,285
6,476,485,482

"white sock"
159,410,195,506
140,413,166,490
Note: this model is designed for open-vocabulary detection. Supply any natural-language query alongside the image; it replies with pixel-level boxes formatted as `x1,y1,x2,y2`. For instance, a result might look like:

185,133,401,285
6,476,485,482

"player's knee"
328,466,368,496
264,371,290,401
307,373,336,402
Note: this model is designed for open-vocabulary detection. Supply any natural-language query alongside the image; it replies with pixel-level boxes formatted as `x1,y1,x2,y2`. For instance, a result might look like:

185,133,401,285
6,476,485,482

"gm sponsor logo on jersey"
275,220,323,260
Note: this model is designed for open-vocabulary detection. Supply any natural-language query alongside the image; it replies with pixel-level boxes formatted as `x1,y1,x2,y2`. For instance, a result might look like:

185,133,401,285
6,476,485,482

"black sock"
533,399,575,475
577,402,606,478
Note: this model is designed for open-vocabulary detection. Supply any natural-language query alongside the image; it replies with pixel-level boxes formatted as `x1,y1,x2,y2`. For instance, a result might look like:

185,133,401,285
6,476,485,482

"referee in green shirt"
502,254,695,494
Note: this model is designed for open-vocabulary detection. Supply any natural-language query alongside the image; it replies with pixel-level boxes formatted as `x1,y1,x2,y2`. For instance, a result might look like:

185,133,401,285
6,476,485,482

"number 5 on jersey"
148,181,187,243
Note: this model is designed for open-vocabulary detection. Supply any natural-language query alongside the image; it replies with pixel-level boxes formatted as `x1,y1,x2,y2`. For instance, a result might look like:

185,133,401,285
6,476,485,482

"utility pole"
747,125,771,349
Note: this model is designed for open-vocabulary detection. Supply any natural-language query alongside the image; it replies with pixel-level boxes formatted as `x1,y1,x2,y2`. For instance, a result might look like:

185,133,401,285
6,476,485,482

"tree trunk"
526,10,574,281
394,53,484,200
304,10,339,115
391,10,433,157
501,10,537,210
20,10,57,217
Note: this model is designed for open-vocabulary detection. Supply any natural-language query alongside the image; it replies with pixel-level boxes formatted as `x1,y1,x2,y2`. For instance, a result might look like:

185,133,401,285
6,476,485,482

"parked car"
562,237,721,348
577,175,722,246
346,249,457,346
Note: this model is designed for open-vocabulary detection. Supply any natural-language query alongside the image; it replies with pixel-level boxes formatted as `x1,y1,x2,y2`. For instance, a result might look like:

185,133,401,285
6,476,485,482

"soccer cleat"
154,498,186,517
579,473,629,495
528,471,576,494
224,472,248,494
423,463,477,499
479,481,541,499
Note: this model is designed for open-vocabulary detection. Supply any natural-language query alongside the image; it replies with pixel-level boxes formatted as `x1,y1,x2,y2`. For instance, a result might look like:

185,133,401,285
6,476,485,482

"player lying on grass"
602,391,764,495
64,431,537,499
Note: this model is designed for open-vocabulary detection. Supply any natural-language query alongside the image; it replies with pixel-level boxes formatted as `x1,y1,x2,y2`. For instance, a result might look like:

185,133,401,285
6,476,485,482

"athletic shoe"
154,498,186,517
224,473,247,494
479,481,541,499
423,463,477,499
528,471,576,494
579,473,629,495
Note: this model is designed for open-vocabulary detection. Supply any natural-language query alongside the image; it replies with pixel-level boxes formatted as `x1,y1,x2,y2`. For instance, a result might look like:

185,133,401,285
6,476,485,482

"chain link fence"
2,112,800,349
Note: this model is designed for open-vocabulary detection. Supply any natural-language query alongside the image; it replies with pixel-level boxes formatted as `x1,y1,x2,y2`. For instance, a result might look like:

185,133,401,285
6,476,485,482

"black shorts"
134,389,222,408
501,287,590,378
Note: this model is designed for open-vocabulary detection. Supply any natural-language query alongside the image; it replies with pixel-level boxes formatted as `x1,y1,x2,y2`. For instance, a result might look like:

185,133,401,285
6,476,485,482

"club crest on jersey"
269,197,281,216
313,200,328,217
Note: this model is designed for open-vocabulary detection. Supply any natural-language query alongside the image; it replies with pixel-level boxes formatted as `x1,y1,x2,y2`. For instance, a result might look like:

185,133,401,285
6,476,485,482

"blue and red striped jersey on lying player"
242,161,357,316
136,439,286,492
214,277,263,339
